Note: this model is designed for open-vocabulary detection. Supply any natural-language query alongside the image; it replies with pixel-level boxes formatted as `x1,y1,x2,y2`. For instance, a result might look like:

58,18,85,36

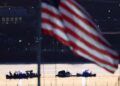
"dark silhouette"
76,69,96,77
56,70,71,77
6,70,38,79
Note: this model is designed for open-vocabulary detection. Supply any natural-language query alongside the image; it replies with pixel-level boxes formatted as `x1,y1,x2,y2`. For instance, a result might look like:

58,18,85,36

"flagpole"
36,0,41,86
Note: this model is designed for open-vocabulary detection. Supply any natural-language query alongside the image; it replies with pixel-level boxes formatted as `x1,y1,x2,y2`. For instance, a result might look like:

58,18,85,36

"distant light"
18,40,22,43
28,42,31,46
31,6,34,8
61,49,64,52
108,9,111,13
118,3,120,7
97,25,100,28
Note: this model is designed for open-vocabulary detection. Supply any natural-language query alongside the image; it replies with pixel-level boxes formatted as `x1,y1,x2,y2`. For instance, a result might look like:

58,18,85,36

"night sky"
0,0,120,63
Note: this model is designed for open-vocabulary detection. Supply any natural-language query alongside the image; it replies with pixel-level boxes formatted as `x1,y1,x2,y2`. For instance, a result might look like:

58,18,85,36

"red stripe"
60,12,111,48
66,28,119,60
42,29,70,46
72,49,116,73
42,29,53,36
60,1,96,29
103,67,116,73
68,0,93,22
42,18,65,33
42,4,70,46
69,41,118,69
60,2,111,48
42,19,69,46
42,7,62,21
42,1,119,73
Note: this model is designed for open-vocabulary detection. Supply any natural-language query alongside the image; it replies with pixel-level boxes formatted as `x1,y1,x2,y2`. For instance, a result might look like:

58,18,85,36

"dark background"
0,0,120,63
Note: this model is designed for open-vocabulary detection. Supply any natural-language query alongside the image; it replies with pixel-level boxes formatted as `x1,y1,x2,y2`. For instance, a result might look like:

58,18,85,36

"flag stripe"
42,17,65,35
72,49,117,72
59,10,118,57
60,0,96,29
42,19,69,46
69,0,111,46
42,3,63,27
42,2,70,46
62,19,119,57
42,28,70,46
42,18,69,46
65,0,110,46
41,0,119,73
59,0,119,73
68,34,118,66
66,28,119,61
59,0,110,47
59,8,110,48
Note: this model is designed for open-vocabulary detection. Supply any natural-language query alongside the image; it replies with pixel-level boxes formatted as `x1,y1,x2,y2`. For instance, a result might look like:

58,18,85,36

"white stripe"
71,0,111,45
68,34,118,64
59,3,117,55
60,6,102,37
42,3,64,28
42,13,64,28
41,1,118,73
68,0,106,40
63,19,118,56
73,49,117,72
60,0,89,21
42,3,69,43
42,14,68,41
42,3,60,15
53,29,69,41
42,23,53,31
71,0,97,26
42,23,69,42
59,3,110,46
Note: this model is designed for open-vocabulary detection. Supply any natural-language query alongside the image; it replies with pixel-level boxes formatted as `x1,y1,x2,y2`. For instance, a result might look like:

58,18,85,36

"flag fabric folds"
42,0,70,46
41,0,119,73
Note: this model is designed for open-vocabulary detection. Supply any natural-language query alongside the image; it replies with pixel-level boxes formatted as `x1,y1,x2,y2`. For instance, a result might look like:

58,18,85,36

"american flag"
42,0,70,46
41,0,119,73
